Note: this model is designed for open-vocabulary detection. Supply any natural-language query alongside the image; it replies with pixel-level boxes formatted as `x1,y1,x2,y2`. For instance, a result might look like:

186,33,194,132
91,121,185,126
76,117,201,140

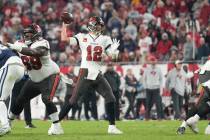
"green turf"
1,120,210,140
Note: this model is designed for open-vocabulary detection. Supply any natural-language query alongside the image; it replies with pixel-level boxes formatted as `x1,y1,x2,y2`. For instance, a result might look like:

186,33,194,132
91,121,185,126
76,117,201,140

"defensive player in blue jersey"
0,42,25,136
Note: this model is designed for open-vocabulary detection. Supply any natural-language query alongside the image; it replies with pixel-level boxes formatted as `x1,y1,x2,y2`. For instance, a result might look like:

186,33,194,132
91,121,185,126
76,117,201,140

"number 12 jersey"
73,33,113,80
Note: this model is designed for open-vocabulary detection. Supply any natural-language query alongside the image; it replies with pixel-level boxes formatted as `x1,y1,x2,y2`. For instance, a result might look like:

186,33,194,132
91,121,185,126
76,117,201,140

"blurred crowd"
1,0,210,65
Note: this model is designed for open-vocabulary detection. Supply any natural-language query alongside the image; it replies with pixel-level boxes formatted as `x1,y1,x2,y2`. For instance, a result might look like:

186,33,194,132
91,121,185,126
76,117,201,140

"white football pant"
0,64,24,126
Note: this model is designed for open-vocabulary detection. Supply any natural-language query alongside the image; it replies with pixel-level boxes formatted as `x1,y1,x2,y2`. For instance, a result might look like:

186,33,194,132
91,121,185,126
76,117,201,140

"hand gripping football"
61,12,74,24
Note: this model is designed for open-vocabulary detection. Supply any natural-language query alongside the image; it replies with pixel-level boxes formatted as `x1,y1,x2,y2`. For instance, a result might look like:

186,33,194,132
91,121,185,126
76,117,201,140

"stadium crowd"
0,0,210,120
1,0,210,64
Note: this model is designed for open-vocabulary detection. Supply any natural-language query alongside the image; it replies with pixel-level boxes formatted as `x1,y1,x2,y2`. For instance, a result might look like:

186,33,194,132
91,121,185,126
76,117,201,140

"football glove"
111,38,120,51
106,38,120,58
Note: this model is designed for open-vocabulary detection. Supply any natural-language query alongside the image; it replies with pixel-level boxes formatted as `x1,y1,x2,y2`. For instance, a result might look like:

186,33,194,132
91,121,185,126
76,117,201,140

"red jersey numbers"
86,45,103,61
21,56,42,70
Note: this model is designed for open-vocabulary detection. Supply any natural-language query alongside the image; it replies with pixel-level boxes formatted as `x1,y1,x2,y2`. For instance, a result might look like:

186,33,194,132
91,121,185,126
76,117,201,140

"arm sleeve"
104,36,113,51
70,33,83,46
33,40,50,50
69,37,78,46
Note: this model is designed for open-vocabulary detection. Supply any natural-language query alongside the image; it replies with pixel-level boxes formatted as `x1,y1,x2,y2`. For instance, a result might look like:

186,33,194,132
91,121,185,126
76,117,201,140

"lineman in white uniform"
6,24,64,135
58,16,122,134
0,44,24,136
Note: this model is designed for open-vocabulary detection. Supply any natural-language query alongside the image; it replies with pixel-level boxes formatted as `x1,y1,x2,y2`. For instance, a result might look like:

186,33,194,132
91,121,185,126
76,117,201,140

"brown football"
61,12,74,24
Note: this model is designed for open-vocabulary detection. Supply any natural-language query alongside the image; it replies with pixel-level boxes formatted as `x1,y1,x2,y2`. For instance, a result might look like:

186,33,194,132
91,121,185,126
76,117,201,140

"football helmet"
23,24,42,45
87,16,104,34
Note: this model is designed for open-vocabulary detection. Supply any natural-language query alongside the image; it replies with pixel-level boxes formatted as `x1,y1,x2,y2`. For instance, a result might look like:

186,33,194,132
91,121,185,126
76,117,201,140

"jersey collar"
88,33,101,42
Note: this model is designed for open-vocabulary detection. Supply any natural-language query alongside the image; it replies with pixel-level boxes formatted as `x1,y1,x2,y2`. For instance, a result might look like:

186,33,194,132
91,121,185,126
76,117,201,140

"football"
61,12,74,24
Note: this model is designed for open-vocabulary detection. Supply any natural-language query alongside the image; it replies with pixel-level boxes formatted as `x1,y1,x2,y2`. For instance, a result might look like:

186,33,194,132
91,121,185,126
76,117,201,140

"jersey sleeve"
69,37,78,46
73,33,84,46
14,40,28,48
32,39,50,50
104,36,113,50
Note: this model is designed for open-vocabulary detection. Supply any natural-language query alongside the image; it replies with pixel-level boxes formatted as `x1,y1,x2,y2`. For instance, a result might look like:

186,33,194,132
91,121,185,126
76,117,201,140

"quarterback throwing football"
59,13,122,134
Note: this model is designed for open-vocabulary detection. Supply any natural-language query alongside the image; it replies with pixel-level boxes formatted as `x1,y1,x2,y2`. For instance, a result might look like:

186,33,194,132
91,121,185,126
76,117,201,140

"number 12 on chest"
86,45,103,61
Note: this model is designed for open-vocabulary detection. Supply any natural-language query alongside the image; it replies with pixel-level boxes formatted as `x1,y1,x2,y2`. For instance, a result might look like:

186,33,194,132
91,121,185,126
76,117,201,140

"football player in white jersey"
0,43,25,136
58,15,122,134
6,24,64,135
177,59,210,135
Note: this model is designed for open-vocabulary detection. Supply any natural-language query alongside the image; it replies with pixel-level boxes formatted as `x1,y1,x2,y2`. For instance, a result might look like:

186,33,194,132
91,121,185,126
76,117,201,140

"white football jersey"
199,59,210,74
73,33,112,80
21,39,60,82
0,45,23,69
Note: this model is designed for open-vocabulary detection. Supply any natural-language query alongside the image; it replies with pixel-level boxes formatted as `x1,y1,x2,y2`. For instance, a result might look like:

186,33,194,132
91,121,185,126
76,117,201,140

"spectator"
83,87,98,121
57,52,68,66
143,56,164,120
121,32,136,53
125,18,137,41
138,29,152,63
183,65,193,115
183,35,196,61
135,69,146,120
165,60,187,119
124,68,137,119
107,10,122,32
156,32,173,61
104,63,121,120
199,0,210,26
197,37,210,60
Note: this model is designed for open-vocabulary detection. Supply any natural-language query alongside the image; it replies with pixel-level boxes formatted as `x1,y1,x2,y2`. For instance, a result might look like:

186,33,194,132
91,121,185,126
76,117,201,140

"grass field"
1,120,210,140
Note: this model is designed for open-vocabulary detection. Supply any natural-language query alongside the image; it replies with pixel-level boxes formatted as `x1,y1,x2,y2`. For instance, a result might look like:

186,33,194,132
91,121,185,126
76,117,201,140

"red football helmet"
87,16,104,34
23,23,42,45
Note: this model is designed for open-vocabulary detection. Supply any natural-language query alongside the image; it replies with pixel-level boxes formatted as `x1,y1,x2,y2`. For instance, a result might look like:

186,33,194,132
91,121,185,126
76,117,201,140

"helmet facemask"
23,24,42,45
87,17,105,35
23,32,33,45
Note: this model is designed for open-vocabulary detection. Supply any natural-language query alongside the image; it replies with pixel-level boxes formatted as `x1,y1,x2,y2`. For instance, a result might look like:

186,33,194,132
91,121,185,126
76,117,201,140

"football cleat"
205,125,210,134
186,117,199,134
25,123,36,129
176,127,186,135
0,125,11,136
108,125,123,134
48,123,64,135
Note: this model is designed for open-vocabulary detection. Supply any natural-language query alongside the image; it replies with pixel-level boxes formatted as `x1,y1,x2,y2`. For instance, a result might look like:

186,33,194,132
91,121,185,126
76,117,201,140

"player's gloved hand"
110,38,120,51
106,38,120,58
7,42,27,52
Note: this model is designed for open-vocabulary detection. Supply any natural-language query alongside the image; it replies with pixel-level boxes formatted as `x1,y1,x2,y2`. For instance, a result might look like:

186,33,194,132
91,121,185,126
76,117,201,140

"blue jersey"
0,46,18,69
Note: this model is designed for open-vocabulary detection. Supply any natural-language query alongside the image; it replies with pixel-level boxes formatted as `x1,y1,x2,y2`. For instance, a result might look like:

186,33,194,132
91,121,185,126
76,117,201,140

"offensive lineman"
0,43,25,136
5,24,64,135
59,14,123,134
177,58,210,135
